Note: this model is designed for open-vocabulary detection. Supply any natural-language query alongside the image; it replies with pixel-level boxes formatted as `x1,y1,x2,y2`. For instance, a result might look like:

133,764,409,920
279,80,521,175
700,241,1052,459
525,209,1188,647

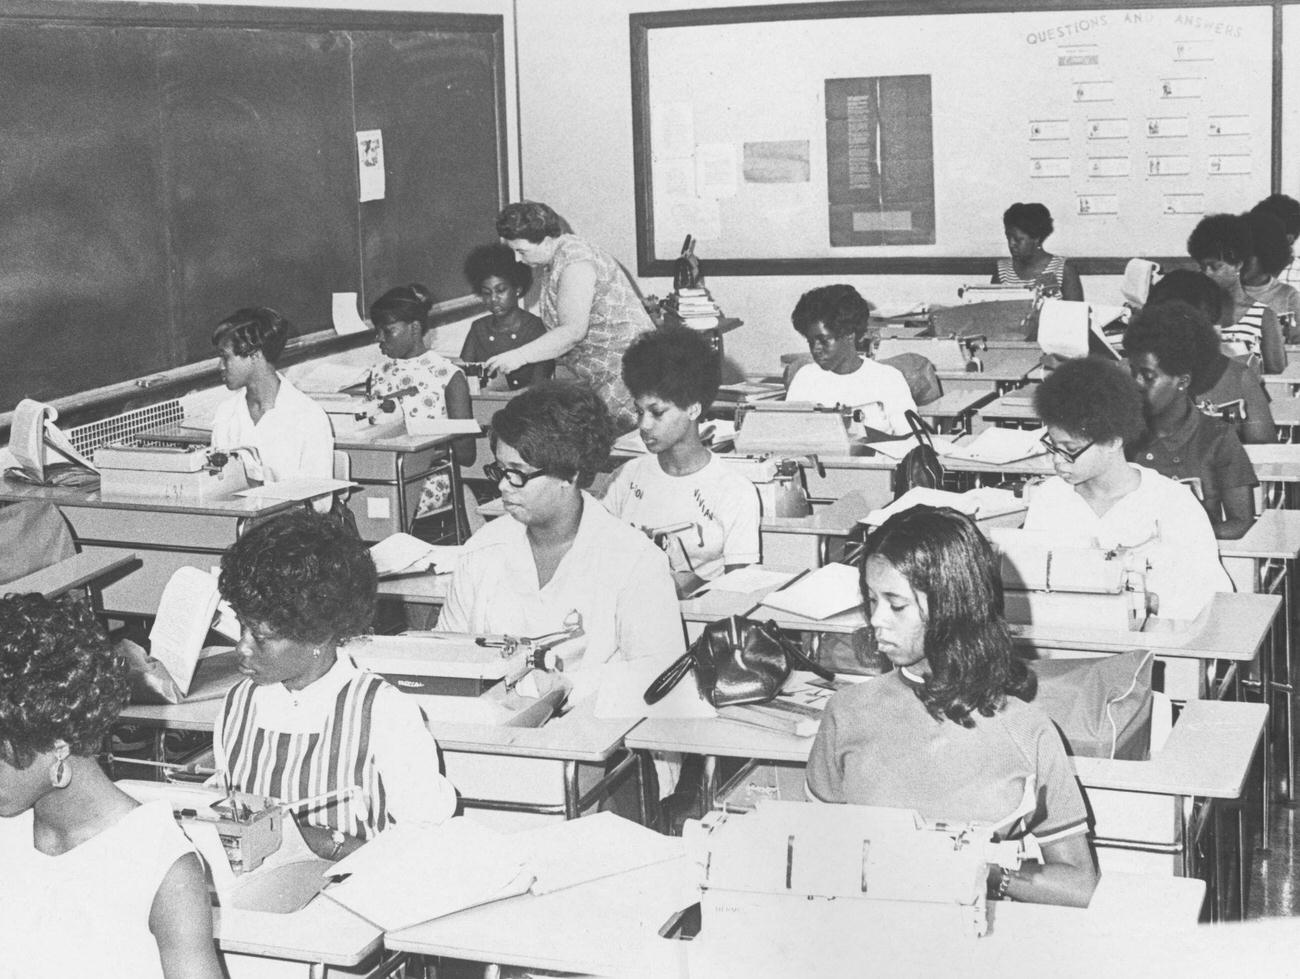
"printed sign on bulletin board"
632,3,1275,275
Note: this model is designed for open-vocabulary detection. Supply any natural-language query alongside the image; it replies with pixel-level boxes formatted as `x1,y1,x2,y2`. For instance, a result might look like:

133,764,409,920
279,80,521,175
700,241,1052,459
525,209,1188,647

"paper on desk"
513,811,683,895
864,487,1022,527
594,655,717,720
759,563,862,620
323,821,534,930
293,360,370,394
148,567,221,696
332,292,371,336
404,418,482,437
1038,299,1091,360
234,476,352,502
944,426,1048,464
369,533,464,577
704,566,799,594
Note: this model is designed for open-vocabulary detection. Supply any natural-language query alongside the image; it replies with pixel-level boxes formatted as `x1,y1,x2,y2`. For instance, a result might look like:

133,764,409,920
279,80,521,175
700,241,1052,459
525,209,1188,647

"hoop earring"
49,741,71,789
313,648,321,658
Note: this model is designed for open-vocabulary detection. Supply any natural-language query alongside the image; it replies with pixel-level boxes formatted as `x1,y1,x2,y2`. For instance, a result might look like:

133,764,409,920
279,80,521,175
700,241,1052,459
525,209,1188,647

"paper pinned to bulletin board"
356,129,386,202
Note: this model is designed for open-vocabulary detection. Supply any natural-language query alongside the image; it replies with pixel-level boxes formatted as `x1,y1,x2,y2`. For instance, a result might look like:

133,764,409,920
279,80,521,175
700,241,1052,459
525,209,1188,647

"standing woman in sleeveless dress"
488,202,655,432
993,202,1083,302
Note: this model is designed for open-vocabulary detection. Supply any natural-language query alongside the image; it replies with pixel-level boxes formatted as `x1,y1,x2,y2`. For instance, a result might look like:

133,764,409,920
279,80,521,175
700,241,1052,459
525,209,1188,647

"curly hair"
495,201,569,244
863,506,1034,727
1123,300,1220,382
1003,202,1054,241
0,594,127,769
370,284,434,330
790,284,873,339
211,307,291,365
1187,213,1252,266
1255,194,1300,239
1034,356,1145,444
1146,268,1224,322
622,326,720,410
490,381,613,489
219,510,377,646
1244,209,1293,278
464,242,533,294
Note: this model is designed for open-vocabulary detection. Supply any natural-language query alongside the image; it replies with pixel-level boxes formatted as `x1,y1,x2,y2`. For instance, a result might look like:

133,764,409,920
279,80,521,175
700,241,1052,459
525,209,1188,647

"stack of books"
662,287,722,330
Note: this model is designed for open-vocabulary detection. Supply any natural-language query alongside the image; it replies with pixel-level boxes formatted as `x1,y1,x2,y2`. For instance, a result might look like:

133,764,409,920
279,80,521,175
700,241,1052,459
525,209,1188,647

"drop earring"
313,648,321,658
49,741,71,789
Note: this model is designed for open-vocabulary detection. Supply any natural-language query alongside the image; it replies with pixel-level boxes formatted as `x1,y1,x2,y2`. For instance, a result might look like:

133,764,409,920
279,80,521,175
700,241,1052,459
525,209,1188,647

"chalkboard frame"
0,0,509,425
630,0,1289,277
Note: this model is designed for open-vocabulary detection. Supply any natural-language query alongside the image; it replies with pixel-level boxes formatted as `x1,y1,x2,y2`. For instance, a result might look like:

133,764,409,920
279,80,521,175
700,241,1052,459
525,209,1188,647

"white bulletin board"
631,3,1279,277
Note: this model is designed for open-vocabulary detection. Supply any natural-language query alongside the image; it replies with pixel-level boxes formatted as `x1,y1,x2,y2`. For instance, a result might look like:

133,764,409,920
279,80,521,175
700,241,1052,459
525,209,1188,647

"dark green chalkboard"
0,2,507,414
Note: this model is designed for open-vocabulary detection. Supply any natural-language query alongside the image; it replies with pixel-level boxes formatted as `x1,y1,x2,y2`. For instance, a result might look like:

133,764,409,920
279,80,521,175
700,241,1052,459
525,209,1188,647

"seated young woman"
438,381,685,701
210,306,334,511
1243,206,1300,338
806,506,1098,908
214,510,457,861
1124,301,1258,540
785,284,916,437
1145,269,1275,445
1188,213,1287,374
0,594,220,978
461,243,554,390
604,327,761,597
993,202,1084,301
368,284,475,530
1025,357,1232,621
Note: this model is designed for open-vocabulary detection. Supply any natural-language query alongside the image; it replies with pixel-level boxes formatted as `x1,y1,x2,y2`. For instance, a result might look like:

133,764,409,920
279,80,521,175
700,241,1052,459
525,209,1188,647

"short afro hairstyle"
1146,268,1224,322
790,284,873,339
1123,301,1220,383
490,381,614,490
212,307,291,365
621,326,720,410
370,284,434,330
495,201,570,244
1187,213,1252,266
1244,209,1294,278
1003,202,1054,241
464,242,533,294
1255,194,1300,239
1035,356,1145,445
219,509,377,646
0,594,127,769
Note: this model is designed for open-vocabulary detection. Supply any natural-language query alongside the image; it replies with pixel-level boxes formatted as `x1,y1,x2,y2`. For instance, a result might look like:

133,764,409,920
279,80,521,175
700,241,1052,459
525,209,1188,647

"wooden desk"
0,481,321,618
916,388,995,435
1,550,138,599
937,346,1043,397
116,697,643,827
146,420,467,543
215,899,383,978
1246,442,1300,507
972,390,1041,429
1262,362,1300,399
759,491,872,568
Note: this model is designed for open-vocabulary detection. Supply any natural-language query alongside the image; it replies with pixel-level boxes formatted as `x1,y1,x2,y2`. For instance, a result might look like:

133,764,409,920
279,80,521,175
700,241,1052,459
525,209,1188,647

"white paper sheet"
864,486,1022,527
702,566,798,594
513,812,683,895
355,129,386,202
594,655,717,721
1038,299,1091,359
369,533,463,577
944,427,1049,465
759,564,862,620
695,142,738,199
332,292,371,336
233,476,352,502
148,567,221,696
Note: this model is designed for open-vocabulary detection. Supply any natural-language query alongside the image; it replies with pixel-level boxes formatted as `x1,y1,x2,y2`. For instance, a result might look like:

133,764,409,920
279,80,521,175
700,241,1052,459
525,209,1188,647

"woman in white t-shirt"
604,327,760,597
784,284,915,436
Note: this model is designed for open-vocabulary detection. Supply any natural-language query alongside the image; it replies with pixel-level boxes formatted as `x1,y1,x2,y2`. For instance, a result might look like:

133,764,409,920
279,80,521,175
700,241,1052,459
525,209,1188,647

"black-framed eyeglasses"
1040,433,1095,463
484,461,551,488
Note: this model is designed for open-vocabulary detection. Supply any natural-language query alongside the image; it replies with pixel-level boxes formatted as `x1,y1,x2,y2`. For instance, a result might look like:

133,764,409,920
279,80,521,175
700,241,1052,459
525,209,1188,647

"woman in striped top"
993,202,1083,302
214,510,457,861
1188,212,1287,374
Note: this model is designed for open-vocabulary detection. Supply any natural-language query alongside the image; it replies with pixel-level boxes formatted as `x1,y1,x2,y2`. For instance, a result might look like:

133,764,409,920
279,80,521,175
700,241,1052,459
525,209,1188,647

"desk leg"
563,760,580,820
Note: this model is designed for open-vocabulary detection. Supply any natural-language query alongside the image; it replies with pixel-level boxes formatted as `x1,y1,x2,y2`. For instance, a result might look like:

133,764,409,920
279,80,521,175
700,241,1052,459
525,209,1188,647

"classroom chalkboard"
0,2,507,415
631,1,1283,277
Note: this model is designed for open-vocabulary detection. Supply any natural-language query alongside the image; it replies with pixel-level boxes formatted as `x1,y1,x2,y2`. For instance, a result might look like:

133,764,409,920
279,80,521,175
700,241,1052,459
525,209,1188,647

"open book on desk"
370,533,463,577
863,486,1024,528
322,813,682,930
4,398,98,487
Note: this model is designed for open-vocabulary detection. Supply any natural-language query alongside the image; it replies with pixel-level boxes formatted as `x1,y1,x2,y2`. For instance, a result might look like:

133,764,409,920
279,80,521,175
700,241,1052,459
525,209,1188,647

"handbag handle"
904,408,934,450
756,620,836,682
643,646,697,705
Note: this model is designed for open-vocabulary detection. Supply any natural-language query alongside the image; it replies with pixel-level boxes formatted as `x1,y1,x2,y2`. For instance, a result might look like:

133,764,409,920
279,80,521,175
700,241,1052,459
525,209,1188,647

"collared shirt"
1195,355,1274,442
1024,465,1233,620
211,373,334,511
1128,403,1257,525
438,492,685,701
213,656,456,833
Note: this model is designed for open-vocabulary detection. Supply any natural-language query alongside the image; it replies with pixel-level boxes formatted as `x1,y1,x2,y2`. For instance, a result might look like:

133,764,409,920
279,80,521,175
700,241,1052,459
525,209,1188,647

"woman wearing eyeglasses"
437,382,685,702
1024,357,1231,621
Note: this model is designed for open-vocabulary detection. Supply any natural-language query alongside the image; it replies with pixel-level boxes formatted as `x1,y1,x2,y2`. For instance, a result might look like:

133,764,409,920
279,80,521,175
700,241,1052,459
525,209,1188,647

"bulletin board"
631,1,1281,277
0,1,507,416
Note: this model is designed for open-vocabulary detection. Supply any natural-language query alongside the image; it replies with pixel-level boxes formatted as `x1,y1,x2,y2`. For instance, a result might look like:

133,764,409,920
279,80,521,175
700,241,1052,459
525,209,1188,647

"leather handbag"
891,409,943,498
644,615,835,708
